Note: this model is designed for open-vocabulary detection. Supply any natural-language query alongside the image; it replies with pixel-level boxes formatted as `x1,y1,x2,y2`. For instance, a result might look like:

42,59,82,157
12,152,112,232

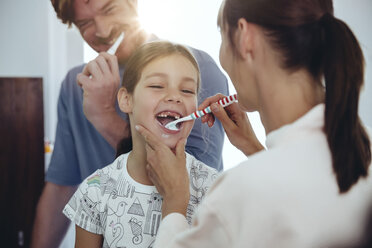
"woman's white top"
154,104,372,248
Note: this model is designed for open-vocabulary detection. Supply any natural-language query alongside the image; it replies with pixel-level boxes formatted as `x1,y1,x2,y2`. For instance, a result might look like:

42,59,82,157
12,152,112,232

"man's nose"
94,16,113,39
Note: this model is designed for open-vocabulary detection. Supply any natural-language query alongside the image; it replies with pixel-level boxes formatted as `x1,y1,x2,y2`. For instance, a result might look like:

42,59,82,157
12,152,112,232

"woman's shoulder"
208,148,307,196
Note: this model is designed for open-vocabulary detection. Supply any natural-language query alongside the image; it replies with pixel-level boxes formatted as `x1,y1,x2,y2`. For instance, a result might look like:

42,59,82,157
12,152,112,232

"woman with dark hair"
136,0,372,247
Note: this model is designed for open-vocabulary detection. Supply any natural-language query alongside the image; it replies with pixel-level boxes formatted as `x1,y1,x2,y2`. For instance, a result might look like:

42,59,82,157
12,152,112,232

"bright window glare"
83,0,266,171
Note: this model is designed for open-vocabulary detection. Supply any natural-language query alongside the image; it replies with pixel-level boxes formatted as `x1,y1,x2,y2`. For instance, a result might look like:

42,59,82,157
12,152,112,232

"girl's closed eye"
181,89,196,95
148,84,164,89
181,82,197,95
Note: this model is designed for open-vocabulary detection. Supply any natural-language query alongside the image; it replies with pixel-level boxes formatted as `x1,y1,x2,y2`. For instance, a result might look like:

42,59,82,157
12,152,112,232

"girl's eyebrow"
181,76,197,83
144,73,168,80
145,73,197,83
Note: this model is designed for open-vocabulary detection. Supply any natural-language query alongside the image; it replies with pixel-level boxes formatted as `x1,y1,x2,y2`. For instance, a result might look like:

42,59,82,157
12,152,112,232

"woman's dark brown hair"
116,41,201,157
219,0,371,193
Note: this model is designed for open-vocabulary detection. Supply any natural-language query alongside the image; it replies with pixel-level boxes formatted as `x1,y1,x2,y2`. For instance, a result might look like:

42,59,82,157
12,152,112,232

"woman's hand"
135,125,190,218
200,94,265,156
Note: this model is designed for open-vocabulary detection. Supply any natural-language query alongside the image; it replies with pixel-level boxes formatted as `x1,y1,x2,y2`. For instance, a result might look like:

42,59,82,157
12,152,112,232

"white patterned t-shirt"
63,152,218,248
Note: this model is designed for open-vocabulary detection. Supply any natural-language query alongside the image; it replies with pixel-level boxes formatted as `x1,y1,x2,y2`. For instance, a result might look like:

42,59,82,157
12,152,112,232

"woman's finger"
198,93,226,110
146,163,157,183
199,94,227,127
210,102,237,131
175,138,187,159
136,125,162,150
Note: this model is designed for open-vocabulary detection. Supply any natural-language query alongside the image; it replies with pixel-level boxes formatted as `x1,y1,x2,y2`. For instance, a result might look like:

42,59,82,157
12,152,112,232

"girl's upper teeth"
157,112,181,119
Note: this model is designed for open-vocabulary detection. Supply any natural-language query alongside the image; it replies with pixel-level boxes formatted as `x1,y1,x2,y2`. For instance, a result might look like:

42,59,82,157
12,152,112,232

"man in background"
30,0,228,247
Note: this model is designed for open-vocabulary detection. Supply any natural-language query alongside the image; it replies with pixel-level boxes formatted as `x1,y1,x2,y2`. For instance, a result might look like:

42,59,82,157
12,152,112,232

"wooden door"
0,77,44,247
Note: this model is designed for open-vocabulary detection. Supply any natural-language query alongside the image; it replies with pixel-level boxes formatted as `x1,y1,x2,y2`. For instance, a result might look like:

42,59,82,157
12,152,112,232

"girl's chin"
158,135,183,149
162,138,179,148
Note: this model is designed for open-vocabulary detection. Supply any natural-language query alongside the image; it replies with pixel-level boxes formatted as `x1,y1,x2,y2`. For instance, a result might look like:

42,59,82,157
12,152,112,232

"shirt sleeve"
186,49,229,172
45,71,82,185
63,172,104,234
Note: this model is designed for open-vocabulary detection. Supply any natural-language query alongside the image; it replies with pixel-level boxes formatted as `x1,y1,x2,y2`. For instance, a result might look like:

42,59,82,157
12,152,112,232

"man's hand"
77,52,120,125
76,52,130,148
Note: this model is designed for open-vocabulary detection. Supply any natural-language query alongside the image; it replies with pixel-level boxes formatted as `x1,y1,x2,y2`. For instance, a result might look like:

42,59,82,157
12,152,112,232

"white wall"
0,0,83,144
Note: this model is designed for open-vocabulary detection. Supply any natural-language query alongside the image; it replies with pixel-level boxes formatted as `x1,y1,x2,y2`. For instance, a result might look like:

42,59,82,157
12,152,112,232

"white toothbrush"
165,94,238,131
89,32,125,79
107,32,125,55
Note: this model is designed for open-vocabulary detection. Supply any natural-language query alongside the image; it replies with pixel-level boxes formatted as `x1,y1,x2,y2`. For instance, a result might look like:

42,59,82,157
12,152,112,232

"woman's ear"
236,18,255,61
118,87,133,113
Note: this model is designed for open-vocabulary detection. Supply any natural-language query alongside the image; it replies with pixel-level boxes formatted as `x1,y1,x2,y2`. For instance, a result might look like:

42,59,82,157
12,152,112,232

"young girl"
63,41,218,248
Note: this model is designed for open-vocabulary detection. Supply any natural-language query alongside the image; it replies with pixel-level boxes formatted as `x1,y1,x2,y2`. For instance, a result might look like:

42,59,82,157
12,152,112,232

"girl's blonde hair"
122,40,201,94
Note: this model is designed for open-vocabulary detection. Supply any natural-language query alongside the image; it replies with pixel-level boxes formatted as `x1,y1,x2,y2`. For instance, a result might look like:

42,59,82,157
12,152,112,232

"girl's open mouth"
156,111,183,132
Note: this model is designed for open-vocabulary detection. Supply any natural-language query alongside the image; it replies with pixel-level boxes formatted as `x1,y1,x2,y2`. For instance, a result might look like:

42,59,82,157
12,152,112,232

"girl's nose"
165,91,182,104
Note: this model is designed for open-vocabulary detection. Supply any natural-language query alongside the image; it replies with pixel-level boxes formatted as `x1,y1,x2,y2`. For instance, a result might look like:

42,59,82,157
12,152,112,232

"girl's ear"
118,87,133,113
236,18,255,61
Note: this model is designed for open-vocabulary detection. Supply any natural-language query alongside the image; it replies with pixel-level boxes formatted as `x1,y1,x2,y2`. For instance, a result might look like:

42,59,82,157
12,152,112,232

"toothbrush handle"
217,94,238,107
190,94,237,119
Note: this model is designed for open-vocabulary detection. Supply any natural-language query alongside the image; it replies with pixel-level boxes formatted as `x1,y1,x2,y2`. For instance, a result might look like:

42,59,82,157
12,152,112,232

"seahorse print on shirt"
109,221,125,248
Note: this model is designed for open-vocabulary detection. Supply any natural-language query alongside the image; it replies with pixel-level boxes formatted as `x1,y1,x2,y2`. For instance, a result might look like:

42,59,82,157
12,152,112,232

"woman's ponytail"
321,13,371,193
